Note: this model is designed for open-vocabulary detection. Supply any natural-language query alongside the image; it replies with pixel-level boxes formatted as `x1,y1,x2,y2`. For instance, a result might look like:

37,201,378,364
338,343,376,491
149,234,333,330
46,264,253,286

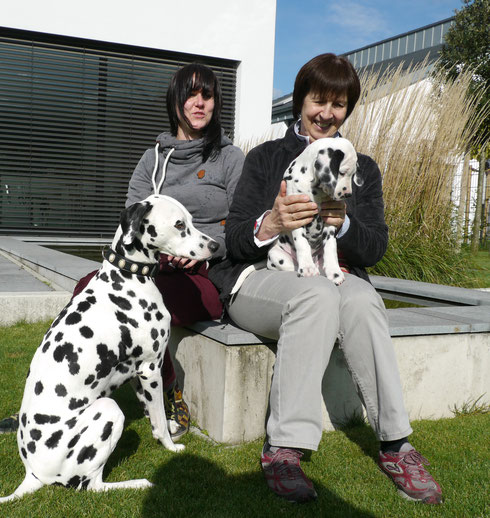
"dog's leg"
291,228,320,277
321,225,344,285
0,471,44,503
137,363,185,453
267,240,295,271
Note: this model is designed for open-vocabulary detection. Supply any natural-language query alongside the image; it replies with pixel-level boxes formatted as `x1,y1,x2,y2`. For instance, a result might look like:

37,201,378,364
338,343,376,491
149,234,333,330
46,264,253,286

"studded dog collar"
102,247,159,278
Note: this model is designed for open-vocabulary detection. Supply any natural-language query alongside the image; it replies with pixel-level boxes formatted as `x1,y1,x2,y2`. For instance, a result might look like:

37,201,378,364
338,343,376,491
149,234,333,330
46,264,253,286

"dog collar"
102,247,159,278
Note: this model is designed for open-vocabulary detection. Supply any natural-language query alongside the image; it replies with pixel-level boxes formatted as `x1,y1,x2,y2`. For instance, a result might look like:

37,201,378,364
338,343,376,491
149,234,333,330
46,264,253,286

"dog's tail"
0,471,44,503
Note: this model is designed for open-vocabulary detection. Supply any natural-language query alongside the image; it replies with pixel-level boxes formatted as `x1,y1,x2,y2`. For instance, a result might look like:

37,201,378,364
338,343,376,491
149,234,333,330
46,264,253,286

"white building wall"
2,0,276,142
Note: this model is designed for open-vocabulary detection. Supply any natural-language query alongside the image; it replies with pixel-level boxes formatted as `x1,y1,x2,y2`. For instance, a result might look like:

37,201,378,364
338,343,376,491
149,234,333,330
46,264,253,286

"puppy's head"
119,195,218,261
313,138,362,199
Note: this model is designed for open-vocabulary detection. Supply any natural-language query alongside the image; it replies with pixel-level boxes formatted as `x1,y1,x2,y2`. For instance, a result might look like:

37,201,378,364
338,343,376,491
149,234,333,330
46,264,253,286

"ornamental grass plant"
341,61,487,285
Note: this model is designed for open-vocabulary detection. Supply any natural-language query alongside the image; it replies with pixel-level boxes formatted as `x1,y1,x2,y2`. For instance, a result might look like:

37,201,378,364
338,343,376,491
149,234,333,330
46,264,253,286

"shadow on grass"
141,453,377,518
340,422,379,463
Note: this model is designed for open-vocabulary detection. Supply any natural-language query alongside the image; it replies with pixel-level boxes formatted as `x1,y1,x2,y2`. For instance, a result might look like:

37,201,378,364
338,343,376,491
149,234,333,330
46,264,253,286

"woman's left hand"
320,200,346,229
167,255,200,269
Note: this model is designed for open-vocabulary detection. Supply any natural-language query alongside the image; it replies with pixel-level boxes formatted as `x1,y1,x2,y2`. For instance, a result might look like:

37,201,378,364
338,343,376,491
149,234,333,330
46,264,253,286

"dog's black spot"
55,332,64,342
109,294,132,311
77,300,92,313
150,328,158,340
99,272,110,283
334,273,340,278
144,390,152,402
53,342,80,375
190,251,196,257
160,329,166,337
127,290,136,298
27,441,36,454
153,340,159,352
279,259,284,265
66,475,81,488
34,381,44,395
66,450,74,459
138,277,147,284
66,312,82,325
86,296,96,305
155,312,164,321
68,434,81,448
91,381,99,390
101,421,113,441
314,159,322,170
284,174,292,181
21,447,27,459
147,225,157,237
42,340,51,353
69,397,89,411
149,363,155,371
34,414,61,425
301,166,306,173
132,346,143,358
55,384,68,397
115,311,139,328
45,430,63,449
84,374,95,385
95,343,118,379
65,417,77,429
144,312,152,321
150,381,158,389
93,412,102,421
139,299,148,309
79,326,94,339
30,429,42,441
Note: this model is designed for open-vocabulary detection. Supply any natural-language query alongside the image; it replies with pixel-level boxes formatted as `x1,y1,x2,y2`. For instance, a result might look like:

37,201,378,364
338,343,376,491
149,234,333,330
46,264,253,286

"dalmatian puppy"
0,194,218,502
267,137,362,285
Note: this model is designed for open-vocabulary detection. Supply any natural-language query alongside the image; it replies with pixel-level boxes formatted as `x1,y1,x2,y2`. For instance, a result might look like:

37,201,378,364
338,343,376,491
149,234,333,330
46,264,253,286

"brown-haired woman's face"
300,91,347,142
177,83,215,140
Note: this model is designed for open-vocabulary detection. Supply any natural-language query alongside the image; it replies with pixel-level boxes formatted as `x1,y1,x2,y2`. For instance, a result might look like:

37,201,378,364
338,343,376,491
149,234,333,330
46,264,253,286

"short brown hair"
292,53,361,120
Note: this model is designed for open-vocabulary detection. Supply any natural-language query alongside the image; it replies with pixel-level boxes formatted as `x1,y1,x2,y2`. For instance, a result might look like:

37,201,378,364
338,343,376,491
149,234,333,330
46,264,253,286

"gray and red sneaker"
261,444,317,503
378,444,442,504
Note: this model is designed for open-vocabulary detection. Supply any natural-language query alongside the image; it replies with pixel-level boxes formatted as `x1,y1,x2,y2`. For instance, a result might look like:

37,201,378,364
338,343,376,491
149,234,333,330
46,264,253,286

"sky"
273,0,464,99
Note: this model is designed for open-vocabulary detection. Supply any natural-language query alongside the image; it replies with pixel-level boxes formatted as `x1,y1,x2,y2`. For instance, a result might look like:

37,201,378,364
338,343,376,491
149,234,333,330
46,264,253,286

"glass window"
433,24,442,45
382,41,391,60
399,36,408,56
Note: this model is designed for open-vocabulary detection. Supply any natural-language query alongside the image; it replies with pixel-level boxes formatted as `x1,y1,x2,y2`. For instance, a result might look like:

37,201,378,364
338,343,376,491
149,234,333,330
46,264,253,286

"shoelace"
400,450,431,479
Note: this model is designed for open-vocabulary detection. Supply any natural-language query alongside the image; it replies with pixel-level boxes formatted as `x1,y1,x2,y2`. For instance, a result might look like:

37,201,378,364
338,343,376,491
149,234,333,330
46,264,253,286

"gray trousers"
227,269,413,451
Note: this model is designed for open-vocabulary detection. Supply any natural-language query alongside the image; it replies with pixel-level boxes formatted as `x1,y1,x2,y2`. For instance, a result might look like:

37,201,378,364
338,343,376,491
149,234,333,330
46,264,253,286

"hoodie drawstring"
151,143,175,195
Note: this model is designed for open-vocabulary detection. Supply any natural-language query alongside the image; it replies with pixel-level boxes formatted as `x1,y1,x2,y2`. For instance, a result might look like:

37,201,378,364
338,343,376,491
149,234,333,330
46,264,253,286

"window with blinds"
0,27,238,239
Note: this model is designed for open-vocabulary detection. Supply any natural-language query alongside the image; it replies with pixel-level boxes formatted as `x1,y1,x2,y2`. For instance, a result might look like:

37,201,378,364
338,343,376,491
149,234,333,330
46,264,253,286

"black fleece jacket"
209,124,388,302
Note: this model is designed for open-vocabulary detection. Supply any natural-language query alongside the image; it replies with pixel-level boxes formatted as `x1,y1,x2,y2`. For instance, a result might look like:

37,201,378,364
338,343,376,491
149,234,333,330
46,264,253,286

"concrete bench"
2,236,490,444
168,298,490,443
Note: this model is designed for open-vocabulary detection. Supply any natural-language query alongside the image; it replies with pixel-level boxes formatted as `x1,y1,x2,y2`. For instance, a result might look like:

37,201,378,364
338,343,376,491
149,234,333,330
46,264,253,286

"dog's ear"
120,201,152,245
354,163,364,187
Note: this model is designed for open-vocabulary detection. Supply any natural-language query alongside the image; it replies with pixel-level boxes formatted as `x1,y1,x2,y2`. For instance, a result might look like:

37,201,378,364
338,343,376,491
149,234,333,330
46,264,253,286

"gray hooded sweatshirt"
126,131,245,258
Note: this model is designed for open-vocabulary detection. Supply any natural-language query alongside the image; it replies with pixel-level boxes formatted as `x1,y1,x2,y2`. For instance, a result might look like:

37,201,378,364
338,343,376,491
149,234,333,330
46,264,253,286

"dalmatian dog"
0,194,218,502
267,137,362,285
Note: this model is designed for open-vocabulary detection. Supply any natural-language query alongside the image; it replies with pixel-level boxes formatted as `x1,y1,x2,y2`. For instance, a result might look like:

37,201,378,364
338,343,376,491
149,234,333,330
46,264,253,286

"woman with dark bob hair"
0,63,244,442
210,54,442,504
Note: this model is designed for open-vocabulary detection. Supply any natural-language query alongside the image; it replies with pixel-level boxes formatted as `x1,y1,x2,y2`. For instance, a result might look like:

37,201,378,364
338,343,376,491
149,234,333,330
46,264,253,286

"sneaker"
261,443,317,503
378,444,442,504
0,413,19,434
164,384,189,441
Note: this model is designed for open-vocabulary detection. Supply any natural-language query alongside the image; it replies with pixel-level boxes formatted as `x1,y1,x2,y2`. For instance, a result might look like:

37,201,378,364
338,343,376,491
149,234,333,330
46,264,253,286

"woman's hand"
256,181,318,241
166,256,200,269
320,200,346,229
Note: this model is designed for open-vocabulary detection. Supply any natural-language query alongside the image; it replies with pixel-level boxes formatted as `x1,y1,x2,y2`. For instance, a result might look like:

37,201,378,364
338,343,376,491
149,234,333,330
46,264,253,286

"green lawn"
467,249,490,288
1,321,489,517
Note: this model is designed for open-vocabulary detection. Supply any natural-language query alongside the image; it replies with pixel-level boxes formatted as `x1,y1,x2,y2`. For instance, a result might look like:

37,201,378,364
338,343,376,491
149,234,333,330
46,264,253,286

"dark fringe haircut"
292,53,361,120
166,63,223,162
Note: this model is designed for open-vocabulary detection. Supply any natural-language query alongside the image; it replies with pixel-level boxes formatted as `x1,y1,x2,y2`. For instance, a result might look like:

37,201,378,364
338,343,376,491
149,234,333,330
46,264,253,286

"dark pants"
72,256,222,389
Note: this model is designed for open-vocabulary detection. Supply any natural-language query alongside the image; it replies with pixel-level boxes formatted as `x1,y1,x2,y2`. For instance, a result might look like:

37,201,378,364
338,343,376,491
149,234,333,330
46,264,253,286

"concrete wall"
2,0,277,142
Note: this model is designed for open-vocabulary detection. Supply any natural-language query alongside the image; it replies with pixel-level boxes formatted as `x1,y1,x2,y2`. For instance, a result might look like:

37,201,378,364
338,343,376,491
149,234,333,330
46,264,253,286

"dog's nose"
207,240,219,253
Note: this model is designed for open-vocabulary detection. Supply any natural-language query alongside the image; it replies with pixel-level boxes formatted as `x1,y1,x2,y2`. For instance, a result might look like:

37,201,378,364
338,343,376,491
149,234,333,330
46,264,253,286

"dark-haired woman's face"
177,84,215,140
300,91,347,142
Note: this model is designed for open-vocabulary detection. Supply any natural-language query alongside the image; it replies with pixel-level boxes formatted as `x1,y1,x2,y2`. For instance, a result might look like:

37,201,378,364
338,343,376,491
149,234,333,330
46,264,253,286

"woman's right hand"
256,180,318,241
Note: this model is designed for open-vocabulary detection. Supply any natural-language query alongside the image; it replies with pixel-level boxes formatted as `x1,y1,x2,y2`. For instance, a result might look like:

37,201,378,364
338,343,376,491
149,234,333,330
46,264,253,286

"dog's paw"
172,443,185,452
325,269,344,285
298,264,320,277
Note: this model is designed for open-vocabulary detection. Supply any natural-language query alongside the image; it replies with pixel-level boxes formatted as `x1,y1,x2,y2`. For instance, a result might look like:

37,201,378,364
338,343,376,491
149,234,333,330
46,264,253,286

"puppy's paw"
298,264,320,277
325,269,344,285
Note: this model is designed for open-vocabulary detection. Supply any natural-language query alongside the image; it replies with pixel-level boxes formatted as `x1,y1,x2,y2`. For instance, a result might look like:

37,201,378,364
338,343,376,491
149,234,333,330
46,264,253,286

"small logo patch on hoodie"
197,169,205,179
